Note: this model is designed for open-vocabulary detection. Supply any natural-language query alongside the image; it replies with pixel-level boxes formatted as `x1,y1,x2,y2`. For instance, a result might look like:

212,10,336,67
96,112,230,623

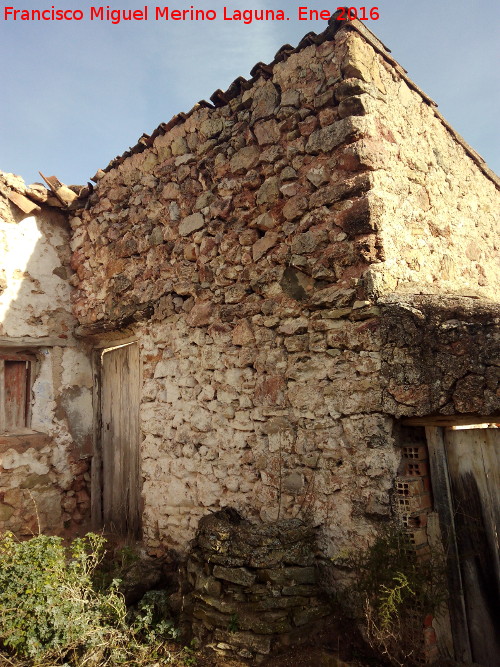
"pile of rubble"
183,508,331,662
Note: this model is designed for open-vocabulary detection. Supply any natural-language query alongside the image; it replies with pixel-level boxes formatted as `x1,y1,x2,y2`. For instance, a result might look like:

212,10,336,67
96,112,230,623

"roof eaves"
97,11,499,189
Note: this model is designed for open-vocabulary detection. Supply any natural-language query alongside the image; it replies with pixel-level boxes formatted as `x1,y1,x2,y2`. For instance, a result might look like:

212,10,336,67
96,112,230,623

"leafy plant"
0,531,119,659
131,590,180,642
378,573,415,630
333,525,448,667
227,613,240,633
181,641,198,666
92,541,141,592
0,531,194,667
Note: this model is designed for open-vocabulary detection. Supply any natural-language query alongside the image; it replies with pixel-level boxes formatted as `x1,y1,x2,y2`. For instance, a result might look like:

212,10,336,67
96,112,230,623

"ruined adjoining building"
1,15,499,665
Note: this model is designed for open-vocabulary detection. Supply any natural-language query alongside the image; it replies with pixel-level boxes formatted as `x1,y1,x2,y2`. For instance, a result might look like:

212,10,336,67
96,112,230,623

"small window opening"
448,422,500,430
0,354,33,434
402,446,419,459
407,462,424,476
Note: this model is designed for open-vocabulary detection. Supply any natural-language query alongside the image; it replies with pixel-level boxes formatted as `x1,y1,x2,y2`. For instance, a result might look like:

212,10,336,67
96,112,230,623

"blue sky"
1,0,499,185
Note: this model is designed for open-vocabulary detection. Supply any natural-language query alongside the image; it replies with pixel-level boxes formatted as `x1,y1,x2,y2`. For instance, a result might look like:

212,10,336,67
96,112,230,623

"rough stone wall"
0,433,90,535
69,29,401,555
0,173,92,535
380,295,500,418
70,31,384,330
66,24,499,557
137,316,397,554
184,510,331,662
340,31,500,300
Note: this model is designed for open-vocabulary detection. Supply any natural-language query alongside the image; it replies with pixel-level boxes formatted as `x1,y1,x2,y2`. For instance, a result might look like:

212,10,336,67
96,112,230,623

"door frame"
91,335,140,531
403,414,500,662
417,419,500,664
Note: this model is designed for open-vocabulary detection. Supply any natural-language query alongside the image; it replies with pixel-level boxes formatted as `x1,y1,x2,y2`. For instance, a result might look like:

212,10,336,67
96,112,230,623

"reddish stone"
298,115,319,137
423,626,437,645
254,375,286,406
70,249,85,272
252,231,279,262
184,244,197,261
187,301,214,326
71,461,89,475
387,381,430,407
76,489,90,503
423,613,433,628
238,229,259,247
232,319,255,346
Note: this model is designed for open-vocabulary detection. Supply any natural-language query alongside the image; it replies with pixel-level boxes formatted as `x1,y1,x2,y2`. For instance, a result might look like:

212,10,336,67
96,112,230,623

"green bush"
0,532,191,666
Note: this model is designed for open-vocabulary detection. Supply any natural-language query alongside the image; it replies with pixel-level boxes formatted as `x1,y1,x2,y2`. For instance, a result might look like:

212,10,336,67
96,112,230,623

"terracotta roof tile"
98,12,499,189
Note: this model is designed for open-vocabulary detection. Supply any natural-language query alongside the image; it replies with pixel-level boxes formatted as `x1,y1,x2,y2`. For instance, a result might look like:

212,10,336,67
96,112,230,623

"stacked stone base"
183,508,332,662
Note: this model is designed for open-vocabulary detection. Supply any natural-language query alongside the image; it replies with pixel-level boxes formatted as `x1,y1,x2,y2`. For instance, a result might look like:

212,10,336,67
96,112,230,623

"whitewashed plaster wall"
0,175,93,535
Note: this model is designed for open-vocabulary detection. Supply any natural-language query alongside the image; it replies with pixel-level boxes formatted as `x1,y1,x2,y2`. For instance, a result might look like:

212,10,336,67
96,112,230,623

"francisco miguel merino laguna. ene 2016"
3,5,354,24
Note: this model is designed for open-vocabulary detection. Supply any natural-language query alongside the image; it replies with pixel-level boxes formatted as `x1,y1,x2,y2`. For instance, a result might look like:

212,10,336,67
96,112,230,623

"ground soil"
191,626,382,667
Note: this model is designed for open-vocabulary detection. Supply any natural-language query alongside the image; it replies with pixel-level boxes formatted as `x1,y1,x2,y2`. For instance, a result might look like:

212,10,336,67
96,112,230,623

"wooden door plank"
444,428,500,666
100,343,140,537
480,430,500,560
127,342,140,536
113,347,125,532
425,426,472,663
91,350,102,530
101,349,113,528
403,415,500,427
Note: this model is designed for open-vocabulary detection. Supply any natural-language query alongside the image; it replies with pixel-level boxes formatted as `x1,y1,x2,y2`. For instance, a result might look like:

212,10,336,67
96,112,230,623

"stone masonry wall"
184,509,332,662
339,30,499,300
70,27,401,556
137,314,397,554
380,294,500,418
70,29,385,331
0,173,92,535
67,23,498,556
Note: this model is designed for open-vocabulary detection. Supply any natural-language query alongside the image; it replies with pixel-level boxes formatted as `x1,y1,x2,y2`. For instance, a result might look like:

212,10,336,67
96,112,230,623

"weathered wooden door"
101,343,141,537
444,428,500,666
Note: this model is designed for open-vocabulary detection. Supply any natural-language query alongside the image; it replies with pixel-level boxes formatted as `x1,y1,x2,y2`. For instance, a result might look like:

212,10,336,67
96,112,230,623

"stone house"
1,15,498,665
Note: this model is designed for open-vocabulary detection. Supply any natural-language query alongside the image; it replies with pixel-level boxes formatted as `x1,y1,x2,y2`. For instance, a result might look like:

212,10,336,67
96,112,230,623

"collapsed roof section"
0,171,90,216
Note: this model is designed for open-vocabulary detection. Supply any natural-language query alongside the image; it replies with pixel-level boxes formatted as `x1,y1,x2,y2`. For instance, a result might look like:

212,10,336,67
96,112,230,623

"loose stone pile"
183,508,332,662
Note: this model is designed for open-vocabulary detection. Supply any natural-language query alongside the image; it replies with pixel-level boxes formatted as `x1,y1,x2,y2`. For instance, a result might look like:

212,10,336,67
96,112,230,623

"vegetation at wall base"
332,525,448,667
0,531,195,666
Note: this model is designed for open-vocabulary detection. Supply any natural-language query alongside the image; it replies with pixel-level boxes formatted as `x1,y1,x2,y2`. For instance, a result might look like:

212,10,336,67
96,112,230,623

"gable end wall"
66,27,499,555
